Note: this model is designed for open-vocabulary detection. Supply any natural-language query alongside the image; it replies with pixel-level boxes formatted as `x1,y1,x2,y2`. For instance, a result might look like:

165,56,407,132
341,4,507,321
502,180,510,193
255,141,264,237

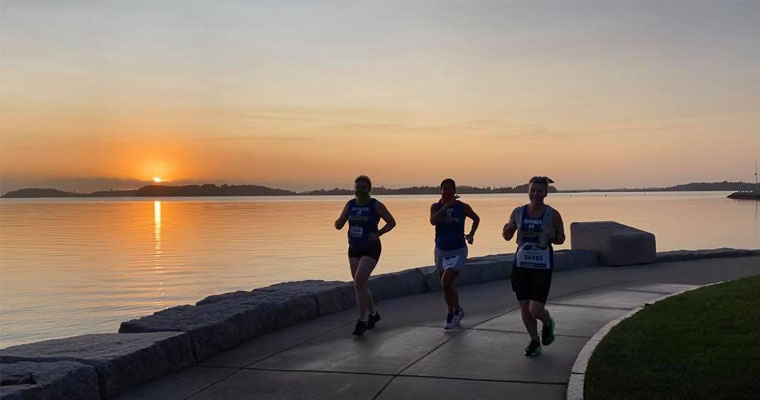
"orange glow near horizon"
1,111,758,192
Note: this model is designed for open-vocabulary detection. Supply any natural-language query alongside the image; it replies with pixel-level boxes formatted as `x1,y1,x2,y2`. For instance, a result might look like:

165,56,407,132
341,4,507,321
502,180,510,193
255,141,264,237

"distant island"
298,183,554,196
1,185,295,198
728,191,760,200
2,183,551,198
1,181,756,198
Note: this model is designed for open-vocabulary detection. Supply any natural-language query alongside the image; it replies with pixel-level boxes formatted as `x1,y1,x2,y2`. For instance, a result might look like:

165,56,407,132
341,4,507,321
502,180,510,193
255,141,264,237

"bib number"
516,243,551,269
349,225,364,238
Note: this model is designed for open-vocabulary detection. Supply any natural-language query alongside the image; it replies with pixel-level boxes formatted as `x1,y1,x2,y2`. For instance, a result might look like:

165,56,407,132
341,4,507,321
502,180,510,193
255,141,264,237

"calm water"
1,192,758,347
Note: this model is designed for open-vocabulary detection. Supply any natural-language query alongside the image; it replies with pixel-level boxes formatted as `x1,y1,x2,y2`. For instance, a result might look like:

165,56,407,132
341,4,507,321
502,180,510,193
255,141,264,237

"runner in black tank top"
430,178,480,330
502,176,565,356
335,175,396,336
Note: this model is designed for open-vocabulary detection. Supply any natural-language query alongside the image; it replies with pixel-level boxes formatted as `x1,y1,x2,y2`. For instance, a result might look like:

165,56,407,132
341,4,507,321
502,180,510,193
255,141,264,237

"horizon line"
2,180,754,198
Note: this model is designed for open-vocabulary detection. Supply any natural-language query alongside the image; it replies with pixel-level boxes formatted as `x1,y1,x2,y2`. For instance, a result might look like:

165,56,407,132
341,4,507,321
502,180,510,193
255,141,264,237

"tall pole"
755,160,758,193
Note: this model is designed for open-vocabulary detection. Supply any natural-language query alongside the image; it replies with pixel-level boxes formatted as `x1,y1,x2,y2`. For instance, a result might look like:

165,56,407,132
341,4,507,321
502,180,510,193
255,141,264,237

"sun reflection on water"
153,200,166,302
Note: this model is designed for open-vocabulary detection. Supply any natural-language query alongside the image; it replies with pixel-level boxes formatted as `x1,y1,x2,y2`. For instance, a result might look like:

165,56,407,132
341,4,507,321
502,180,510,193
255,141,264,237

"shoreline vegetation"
1,181,755,199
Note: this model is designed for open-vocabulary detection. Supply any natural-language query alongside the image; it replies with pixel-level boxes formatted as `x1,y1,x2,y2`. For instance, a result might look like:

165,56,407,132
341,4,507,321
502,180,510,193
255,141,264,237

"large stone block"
120,304,262,361
309,282,356,316
120,288,317,361
420,265,441,291
455,257,511,285
369,268,428,300
0,361,99,400
422,254,512,291
656,248,760,263
421,249,599,290
571,221,656,266
0,332,193,399
213,280,355,316
554,249,599,272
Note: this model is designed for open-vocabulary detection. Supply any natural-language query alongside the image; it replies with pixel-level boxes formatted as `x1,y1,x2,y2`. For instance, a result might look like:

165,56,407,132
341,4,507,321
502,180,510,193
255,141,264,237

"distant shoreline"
1,181,755,198
728,192,760,200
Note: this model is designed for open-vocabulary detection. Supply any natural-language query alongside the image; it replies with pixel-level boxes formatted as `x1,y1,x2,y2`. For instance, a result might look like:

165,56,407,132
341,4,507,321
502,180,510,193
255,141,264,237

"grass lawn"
585,275,760,400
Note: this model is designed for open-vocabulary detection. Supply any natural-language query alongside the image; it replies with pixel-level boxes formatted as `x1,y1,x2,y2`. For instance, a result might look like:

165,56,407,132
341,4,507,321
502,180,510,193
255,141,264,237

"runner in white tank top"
502,176,565,356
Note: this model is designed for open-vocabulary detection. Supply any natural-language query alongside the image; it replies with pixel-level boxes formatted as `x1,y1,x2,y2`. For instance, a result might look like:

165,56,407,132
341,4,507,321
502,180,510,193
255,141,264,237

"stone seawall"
2,248,758,400
117,249,598,362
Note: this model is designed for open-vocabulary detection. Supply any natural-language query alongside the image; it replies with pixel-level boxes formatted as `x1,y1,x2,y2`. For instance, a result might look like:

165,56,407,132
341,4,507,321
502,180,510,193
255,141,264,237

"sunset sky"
1,1,759,192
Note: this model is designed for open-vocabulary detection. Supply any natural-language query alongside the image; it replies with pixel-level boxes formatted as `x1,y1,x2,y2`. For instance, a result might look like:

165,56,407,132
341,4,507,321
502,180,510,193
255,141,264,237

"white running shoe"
452,308,464,327
444,313,456,330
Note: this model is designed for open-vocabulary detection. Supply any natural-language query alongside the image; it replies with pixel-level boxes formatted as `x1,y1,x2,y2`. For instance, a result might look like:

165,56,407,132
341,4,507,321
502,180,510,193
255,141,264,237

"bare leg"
349,257,360,279
440,269,459,313
519,300,539,341
349,257,361,319
529,301,551,326
361,256,378,315
452,272,460,311
353,256,378,321
367,290,375,315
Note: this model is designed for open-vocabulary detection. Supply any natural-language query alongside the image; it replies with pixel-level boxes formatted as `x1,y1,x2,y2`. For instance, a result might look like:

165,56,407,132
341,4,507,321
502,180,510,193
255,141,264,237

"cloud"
210,135,316,142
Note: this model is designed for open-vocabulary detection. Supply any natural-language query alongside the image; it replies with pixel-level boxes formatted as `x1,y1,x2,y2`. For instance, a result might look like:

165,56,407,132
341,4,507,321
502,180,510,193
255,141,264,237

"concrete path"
119,256,759,400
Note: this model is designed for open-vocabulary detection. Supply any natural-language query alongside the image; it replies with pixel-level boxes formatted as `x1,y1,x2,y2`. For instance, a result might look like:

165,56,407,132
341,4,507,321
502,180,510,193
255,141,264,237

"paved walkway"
119,256,759,400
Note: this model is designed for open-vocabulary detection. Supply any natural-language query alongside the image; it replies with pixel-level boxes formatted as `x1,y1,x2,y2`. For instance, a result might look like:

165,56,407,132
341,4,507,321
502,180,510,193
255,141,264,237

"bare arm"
429,199,457,225
372,201,396,238
429,203,439,225
551,210,566,245
463,203,480,244
502,208,517,241
334,201,350,230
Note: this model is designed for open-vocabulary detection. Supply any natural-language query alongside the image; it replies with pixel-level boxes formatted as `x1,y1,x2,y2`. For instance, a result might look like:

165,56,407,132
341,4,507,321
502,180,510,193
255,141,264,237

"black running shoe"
367,312,381,329
541,317,555,346
525,339,542,357
353,320,368,336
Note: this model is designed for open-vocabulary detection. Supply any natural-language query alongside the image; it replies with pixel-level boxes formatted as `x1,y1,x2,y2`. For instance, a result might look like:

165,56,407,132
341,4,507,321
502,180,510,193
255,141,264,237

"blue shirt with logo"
347,198,380,249
434,201,467,251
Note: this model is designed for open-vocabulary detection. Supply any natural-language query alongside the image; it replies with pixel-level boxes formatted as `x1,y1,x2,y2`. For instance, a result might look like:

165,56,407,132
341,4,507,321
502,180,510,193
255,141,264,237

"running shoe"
541,317,556,346
452,308,465,327
444,313,455,330
525,339,542,357
353,320,368,336
367,312,381,329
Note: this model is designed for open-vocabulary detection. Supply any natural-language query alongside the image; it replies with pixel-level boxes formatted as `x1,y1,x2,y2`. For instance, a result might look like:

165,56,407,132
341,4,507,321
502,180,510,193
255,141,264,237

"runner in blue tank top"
502,176,565,356
430,178,480,330
335,175,396,337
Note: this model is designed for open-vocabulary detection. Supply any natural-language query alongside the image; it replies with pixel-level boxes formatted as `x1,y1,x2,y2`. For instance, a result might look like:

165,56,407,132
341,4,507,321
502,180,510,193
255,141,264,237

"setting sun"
152,177,162,183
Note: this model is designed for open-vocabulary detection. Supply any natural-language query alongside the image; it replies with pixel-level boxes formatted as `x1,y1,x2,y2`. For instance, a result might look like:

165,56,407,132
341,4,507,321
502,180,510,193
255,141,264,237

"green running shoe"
542,317,556,346
525,339,542,357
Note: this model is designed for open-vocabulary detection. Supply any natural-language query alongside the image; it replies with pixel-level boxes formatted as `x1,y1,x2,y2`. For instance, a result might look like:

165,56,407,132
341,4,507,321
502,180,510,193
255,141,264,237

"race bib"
516,243,551,269
442,255,460,269
349,225,364,238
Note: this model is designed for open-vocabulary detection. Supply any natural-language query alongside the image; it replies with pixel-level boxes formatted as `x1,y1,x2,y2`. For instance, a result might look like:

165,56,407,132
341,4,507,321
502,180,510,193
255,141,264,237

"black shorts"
348,241,382,261
511,267,552,303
